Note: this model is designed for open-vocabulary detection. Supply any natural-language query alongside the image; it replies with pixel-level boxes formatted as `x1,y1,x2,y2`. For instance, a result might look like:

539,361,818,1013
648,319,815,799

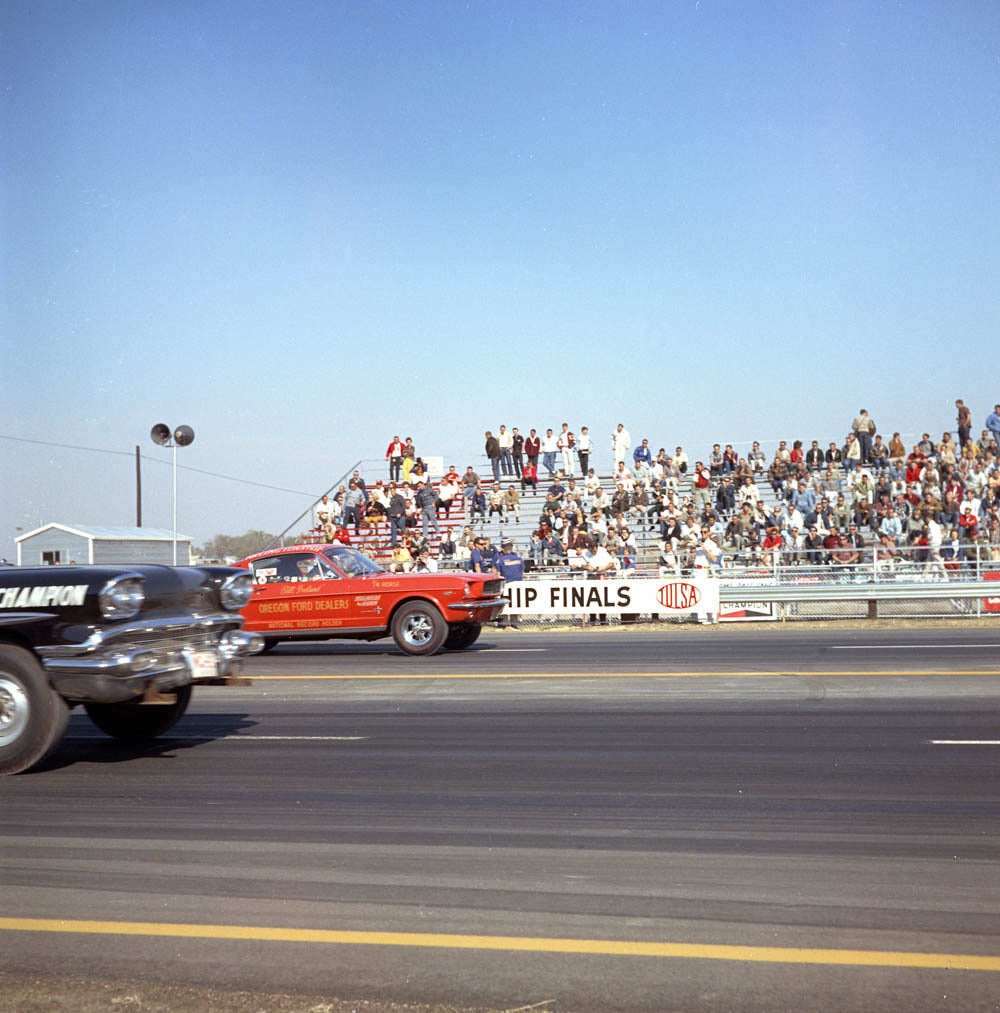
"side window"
250,556,283,584
284,553,340,582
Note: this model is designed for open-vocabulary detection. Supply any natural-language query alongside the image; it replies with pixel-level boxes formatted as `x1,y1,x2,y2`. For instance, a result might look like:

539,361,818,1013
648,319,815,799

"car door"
246,552,345,634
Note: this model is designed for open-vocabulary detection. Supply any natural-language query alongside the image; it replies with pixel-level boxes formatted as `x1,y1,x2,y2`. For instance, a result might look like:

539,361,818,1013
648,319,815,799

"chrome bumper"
448,597,508,612
37,617,263,704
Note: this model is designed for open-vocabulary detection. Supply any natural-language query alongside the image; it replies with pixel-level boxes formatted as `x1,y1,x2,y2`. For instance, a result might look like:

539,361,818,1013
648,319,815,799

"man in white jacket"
612,423,631,468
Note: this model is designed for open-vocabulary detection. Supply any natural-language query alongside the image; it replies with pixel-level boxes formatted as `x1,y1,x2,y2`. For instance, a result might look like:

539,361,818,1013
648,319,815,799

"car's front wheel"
0,644,70,775
391,601,447,656
444,623,482,650
84,684,192,742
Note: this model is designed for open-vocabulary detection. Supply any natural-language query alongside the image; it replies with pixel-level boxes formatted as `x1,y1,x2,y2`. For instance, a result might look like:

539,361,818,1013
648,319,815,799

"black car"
0,564,262,774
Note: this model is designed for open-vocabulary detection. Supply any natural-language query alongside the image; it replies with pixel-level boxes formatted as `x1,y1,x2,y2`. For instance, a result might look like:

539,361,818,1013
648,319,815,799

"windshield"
322,546,385,577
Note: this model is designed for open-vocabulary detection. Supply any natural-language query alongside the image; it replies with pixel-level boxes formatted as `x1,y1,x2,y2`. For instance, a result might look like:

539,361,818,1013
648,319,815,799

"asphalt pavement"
2,628,999,1011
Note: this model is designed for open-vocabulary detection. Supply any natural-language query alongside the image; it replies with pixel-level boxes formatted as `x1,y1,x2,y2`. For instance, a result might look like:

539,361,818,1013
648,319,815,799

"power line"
0,434,319,498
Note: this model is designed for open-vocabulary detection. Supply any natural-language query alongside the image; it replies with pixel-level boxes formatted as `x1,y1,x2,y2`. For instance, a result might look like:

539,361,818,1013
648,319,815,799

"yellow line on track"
0,918,997,971
251,670,1000,680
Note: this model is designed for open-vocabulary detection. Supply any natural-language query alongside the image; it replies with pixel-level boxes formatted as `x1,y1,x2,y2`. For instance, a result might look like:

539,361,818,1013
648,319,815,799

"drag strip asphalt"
2,627,999,1011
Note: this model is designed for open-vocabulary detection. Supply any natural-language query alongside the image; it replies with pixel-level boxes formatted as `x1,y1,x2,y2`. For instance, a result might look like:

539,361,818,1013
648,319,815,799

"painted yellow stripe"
0,918,997,971
251,669,1000,680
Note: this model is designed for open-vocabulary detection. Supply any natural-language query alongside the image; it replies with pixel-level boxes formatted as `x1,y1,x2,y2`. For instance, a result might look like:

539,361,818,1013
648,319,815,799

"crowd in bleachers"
308,403,1000,577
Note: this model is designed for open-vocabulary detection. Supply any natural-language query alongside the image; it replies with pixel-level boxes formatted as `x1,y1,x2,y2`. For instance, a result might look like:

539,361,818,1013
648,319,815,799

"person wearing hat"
495,539,524,627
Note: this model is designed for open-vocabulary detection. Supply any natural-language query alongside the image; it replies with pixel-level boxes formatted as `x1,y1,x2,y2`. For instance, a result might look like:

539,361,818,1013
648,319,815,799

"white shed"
15,523,194,566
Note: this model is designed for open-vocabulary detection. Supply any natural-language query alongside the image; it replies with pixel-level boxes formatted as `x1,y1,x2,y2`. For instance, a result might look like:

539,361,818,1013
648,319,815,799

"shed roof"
15,523,193,543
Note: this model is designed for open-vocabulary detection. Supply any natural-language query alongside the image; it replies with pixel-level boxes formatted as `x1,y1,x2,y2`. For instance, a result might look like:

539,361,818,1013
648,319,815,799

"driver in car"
295,558,323,581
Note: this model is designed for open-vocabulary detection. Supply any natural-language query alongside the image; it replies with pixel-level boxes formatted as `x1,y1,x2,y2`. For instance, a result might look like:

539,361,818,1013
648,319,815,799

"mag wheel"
391,601,447,656
0,645,70,775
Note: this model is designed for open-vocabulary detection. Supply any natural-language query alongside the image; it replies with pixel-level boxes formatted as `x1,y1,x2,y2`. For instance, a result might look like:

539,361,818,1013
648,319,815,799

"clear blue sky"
3,1,999,556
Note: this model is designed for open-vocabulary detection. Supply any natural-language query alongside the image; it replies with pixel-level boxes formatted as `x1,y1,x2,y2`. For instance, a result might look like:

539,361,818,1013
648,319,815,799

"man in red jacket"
385,435,404,482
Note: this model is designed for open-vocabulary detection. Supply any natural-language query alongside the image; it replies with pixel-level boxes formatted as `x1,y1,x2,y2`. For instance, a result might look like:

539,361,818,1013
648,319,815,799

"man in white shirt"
583,543,616,573
694,525,723,570
556,423,574,477
577,426,592,476
612,423,631,468
314,496,335,529
498,425,514,477
541,428,559,479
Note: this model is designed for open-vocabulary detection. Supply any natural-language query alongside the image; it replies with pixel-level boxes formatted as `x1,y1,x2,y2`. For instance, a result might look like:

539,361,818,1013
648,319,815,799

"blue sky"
3,1,999,557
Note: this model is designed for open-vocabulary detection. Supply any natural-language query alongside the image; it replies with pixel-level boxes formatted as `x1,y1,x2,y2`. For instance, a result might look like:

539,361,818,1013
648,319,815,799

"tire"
444,623,482,651
391,601,447,656
84,684,192,742
0,644,70,775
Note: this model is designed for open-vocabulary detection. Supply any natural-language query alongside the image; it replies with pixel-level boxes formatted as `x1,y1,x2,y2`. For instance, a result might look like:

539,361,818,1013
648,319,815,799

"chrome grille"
483,579,504,597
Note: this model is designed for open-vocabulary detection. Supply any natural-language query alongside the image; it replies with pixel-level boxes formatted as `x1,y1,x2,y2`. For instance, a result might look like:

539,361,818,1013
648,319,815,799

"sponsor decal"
0,585,88,609
984,571,1000,613
656,582,701,610
504,578,718,616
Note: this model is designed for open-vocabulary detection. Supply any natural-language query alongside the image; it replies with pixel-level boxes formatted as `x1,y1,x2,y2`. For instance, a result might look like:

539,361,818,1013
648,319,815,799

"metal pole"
172,441,178,565
136,445,142,527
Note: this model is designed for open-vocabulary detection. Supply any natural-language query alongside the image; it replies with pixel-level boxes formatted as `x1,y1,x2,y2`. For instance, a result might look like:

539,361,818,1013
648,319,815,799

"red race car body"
235,544,506,655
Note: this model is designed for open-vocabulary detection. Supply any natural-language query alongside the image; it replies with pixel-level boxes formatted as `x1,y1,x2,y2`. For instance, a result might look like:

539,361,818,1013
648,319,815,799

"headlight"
220,571,254,611
99,576,145,620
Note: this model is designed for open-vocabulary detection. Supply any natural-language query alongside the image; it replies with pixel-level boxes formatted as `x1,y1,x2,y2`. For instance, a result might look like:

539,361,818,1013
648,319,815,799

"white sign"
504,577,720,617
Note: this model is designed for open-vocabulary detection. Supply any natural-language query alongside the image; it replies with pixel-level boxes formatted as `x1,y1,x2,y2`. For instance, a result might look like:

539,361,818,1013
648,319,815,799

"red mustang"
234,544,506,655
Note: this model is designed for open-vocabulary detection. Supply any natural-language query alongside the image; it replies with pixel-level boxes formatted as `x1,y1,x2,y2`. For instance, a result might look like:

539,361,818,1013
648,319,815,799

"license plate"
188,650,219,680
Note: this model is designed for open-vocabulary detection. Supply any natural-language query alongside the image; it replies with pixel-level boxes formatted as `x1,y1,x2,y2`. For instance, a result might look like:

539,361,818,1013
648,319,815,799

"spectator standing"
511,427,525,478
524,429,541,469
577,426,592,476
387,483,406,547
342,480,366,535
416,480,440,539
612,424,631,468
986,405,1000,454
557,424,575,477
385,436,404,482
485,431,502,483
852,410,877,465
401,438,416,482
498,425,514,477
956,399,972,448
496,539,525,627
541,428,559,479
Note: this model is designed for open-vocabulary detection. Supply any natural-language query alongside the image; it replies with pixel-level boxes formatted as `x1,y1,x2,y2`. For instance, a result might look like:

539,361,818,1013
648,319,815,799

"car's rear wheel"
84,684,192,742
444,623,482,650
391,601,447,656
0,645,70,775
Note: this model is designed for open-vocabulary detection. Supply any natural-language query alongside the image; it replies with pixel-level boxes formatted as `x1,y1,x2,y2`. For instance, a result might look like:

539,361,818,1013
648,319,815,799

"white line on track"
832,644,999,650
927,740,1000,746
486,648,547,652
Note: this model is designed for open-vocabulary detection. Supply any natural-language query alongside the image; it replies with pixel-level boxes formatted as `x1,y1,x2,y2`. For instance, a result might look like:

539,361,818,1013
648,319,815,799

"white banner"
504,577,720,617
